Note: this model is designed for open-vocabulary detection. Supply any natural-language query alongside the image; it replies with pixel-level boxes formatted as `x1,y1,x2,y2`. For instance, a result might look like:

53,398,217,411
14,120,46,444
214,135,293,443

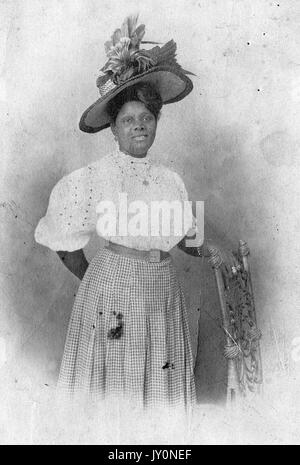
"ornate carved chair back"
208,240,263,406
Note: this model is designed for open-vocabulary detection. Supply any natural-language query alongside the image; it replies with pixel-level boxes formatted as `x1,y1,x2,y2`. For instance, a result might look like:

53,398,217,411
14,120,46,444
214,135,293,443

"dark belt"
106,242,170,263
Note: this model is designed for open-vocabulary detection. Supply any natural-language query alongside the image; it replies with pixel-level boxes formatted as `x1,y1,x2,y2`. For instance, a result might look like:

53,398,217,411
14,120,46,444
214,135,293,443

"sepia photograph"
0,0,299,446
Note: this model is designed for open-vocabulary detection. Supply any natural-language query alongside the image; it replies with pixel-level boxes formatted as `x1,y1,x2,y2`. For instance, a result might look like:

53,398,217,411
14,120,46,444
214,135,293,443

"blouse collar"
114,146,151,165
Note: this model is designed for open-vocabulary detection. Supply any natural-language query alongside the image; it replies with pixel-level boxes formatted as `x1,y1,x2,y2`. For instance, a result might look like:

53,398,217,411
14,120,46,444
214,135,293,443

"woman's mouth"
133,135,148,141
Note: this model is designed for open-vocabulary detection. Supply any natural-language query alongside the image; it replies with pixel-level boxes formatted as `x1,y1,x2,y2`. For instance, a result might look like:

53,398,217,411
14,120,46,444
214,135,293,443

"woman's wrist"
194,239,226,259
177,237,210,258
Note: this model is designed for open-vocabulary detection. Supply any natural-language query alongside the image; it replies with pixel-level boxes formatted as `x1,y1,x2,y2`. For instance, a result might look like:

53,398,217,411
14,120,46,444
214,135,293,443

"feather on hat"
79,15,195,133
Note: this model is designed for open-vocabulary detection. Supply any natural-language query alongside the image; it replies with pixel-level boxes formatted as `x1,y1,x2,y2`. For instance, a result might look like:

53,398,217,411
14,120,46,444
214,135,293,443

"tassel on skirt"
57,247,196,413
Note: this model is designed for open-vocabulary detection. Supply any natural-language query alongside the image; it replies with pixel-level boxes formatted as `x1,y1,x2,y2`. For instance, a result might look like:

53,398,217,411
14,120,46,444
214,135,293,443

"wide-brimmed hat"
79,15,194,133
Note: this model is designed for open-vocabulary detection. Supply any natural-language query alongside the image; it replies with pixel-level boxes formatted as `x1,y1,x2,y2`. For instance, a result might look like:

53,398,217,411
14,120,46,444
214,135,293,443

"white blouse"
34,148,198,252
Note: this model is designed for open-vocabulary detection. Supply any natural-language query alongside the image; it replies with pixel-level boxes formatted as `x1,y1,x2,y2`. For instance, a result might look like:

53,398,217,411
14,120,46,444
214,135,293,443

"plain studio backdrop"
0,0,300,444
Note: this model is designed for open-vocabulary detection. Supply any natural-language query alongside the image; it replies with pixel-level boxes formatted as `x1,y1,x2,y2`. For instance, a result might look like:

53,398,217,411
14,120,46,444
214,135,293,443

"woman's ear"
111,123,118,141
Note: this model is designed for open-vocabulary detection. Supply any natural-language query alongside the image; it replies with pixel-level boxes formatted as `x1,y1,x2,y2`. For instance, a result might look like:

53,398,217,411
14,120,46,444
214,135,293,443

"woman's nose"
133,121,145,131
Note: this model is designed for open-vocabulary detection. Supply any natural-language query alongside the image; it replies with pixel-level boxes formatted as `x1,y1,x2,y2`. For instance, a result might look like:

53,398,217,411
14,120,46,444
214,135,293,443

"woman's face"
111,100,158,157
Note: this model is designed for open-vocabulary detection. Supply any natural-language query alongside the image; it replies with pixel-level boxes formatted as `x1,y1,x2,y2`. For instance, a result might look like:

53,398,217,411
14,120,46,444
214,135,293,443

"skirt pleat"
57,247,196,411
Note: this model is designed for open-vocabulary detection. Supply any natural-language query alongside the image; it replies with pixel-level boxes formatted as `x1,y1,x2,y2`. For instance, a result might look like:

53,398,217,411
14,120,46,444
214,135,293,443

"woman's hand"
177,236,242,277
206,243,241,278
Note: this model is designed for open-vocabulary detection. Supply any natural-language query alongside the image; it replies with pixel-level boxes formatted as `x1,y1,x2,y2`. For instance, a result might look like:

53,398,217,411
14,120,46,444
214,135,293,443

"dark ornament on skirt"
107,312,124,339
162,362,175,370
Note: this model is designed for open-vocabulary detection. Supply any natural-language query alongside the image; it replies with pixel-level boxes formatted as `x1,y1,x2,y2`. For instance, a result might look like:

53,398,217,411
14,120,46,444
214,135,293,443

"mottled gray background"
1,0,300,443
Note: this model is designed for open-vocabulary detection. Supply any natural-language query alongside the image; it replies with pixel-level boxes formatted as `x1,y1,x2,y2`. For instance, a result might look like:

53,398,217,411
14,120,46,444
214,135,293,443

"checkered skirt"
57,247,196,411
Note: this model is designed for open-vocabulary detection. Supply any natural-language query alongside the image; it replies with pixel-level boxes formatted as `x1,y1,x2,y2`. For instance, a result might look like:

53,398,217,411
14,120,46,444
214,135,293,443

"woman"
35,16,238,415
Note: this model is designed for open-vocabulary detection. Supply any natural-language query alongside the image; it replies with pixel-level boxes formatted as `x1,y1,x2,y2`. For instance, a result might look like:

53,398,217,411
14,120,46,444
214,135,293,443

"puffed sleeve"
34,164,101,252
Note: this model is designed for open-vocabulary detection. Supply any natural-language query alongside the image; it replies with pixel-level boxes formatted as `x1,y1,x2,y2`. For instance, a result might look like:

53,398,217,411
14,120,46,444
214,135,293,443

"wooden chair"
207,240,263,405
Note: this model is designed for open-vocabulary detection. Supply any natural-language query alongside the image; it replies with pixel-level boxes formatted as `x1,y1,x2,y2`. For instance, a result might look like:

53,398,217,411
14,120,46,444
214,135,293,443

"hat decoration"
97,15,194,90
79,14,195,133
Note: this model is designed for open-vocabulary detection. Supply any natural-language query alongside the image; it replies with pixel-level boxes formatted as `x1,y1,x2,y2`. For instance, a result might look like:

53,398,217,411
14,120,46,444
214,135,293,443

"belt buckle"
149,249,161,263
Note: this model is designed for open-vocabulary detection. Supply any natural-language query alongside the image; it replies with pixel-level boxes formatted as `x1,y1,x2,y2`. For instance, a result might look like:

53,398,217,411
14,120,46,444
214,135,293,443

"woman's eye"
143,115,153,121
123,117,133,124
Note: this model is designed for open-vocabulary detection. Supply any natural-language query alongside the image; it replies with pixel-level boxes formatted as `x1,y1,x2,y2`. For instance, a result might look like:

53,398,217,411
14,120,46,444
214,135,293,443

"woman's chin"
128,142,152,157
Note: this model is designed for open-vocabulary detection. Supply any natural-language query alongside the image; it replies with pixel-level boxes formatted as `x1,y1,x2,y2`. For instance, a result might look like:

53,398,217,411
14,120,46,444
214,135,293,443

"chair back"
208,240,263,405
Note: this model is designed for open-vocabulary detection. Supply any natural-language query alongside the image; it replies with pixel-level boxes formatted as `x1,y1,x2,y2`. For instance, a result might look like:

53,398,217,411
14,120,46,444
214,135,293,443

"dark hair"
106,82,163,124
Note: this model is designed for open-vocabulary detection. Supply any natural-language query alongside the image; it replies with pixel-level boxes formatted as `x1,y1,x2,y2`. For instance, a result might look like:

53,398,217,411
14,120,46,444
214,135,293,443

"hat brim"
79,66,193,133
